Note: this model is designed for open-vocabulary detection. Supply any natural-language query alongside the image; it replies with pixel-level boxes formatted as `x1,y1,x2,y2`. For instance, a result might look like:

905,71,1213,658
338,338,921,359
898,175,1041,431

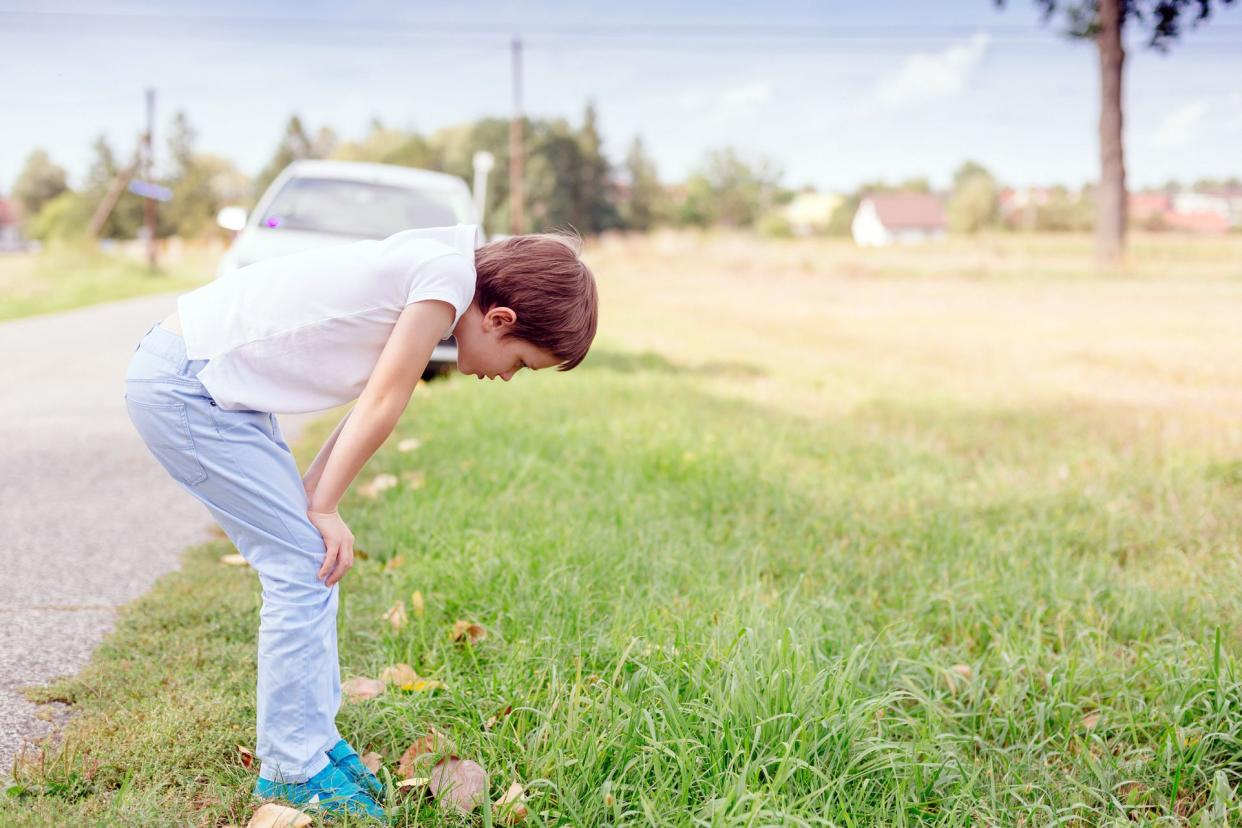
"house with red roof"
0,198,25,251
852,192,946,246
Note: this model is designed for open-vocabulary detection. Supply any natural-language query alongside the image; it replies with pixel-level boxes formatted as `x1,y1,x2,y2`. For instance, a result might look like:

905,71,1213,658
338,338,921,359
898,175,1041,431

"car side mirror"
216,206,248,232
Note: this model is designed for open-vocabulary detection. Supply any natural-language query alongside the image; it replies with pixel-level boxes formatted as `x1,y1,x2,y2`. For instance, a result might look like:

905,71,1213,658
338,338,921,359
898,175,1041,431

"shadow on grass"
581,348,766,379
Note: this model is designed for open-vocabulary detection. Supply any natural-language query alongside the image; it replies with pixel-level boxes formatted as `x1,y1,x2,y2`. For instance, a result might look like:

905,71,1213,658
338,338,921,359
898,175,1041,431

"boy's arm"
307,299,455,514
302,409,353,499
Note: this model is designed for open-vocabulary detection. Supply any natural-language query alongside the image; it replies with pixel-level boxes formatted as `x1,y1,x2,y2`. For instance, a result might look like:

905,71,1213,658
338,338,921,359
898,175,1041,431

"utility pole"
143,87,157,270
508,37,524,236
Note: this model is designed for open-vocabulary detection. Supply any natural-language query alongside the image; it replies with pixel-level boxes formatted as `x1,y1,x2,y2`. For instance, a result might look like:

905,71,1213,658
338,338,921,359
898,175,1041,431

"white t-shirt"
177,223,481,414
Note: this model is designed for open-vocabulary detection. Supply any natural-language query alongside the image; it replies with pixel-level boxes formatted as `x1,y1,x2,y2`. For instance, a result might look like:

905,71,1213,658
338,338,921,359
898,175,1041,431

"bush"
27,191,93,241
756,211,793,238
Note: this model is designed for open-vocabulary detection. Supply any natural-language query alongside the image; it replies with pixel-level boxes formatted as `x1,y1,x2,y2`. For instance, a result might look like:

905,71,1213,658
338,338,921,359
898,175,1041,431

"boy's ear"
484,306,517,330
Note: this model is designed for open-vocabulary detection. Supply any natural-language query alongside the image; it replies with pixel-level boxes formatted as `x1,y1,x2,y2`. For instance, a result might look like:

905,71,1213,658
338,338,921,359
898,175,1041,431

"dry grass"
588,230,1242,448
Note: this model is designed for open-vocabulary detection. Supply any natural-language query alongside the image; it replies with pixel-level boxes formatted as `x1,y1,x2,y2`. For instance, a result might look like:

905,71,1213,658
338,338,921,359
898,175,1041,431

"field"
4,232,1242,826
0,241,215,322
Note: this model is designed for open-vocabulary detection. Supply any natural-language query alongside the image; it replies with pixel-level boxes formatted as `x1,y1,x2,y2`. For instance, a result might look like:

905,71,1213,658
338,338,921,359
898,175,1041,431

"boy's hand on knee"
307,508,355,587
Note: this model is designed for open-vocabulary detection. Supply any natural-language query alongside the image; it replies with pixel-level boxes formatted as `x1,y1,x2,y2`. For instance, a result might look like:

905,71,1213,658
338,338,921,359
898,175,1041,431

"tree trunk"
1096,0,1127,265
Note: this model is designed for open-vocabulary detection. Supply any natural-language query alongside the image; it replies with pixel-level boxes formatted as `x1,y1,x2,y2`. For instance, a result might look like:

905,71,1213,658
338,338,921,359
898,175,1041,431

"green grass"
0,243,213,321
5,348,1242,826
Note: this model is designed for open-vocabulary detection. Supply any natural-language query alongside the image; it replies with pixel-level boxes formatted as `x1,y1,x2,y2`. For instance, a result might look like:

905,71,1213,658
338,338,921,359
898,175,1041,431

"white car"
215,158,492,377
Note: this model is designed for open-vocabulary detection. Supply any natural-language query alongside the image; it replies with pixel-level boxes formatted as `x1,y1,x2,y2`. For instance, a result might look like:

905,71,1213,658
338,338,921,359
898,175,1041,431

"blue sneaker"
325,738,385,799
253,760,386,822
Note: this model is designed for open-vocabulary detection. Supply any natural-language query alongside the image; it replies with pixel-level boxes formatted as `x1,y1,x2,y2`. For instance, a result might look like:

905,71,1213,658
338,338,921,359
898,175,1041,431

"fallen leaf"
397,729,454,777
245,802,313,827
237,744,255,769
1080,711,1101,730
949,664,972,679
410,590,426,616
494,781,528,824
411,678,446,692
401,470,427,489
353,547,370,561
383,555,406,574
383,601,408,631
341,676,386,702
484,704,513,730
429,757,488,814
220,553,248,567
359,473,399,498
603,790,616,807
360,751,383,774
380,663,419,687
450,620,487,645
397,437,422,452
395,776,431,799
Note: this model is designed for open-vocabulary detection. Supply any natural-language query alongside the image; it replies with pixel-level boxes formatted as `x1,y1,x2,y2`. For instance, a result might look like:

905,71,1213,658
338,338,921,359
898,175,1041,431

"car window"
259,177,471,237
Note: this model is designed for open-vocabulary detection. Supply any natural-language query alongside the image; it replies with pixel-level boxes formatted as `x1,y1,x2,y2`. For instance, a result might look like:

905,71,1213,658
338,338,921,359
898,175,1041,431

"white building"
1173,190,1242,228
852,193,947,246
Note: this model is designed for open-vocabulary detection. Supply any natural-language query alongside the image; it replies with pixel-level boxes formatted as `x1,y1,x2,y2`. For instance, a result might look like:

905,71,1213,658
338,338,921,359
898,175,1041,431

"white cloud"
1225,93,1242,133
674,81,771,114
676,90,707,110
875,32,991,111
1151,98,1212,148
721,81,772,108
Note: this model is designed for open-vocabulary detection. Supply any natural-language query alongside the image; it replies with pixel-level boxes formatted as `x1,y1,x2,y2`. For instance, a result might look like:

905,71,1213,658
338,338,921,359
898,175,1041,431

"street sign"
128,179,172,202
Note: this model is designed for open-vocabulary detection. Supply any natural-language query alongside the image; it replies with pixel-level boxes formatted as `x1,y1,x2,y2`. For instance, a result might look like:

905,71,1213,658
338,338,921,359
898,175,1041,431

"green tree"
431,117,512,236
620,135,663,232
996,0,1239,264
676,147,782,228
164,111,245,238
947,160,999,233
83,134,144,239
526,118,586,231
252,115,316,203
12,149,68,220
330,122,437,169
574,102,620,233
26,191,93,241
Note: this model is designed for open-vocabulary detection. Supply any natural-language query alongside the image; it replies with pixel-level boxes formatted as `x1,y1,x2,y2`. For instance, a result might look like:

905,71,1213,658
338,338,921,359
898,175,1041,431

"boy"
123,223,598,821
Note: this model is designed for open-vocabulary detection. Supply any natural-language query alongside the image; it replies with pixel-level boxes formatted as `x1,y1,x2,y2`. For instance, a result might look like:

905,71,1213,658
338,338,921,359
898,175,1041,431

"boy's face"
452,303,560,381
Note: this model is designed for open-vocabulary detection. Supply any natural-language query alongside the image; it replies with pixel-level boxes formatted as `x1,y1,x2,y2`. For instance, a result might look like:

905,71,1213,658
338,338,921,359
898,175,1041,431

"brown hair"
472,228,598,371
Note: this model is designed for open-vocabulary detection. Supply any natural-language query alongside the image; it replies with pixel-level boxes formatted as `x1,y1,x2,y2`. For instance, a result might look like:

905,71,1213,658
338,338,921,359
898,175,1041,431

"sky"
2,0,1241,197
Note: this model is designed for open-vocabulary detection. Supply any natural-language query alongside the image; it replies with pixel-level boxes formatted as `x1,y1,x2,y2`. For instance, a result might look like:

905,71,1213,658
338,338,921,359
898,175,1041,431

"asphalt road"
0,292,322,782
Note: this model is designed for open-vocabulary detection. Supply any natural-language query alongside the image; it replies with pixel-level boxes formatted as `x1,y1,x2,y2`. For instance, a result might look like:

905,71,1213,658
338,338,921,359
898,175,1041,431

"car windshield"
258,177,471,237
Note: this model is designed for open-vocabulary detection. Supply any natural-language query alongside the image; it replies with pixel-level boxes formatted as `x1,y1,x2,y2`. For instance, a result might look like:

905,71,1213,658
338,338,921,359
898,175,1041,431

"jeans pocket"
212,406,276,440
125,394,209,486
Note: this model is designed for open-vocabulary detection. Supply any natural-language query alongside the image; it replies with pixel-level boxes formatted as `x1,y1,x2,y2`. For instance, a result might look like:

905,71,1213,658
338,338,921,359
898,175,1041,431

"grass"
4,231,1242,826
0,242,215,321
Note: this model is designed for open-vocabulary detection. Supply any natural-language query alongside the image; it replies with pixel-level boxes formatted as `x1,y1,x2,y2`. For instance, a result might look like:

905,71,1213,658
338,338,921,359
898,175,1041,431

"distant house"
1173,191,1232,220
1163,209,1231,234
783,191,843,235
1128,192,1172,223
1129,190,1233,234
0,198,24,251
852,193,946,246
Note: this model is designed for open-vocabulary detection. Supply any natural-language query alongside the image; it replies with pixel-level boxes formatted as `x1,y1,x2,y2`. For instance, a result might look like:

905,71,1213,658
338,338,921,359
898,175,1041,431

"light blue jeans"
123,321,340,783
